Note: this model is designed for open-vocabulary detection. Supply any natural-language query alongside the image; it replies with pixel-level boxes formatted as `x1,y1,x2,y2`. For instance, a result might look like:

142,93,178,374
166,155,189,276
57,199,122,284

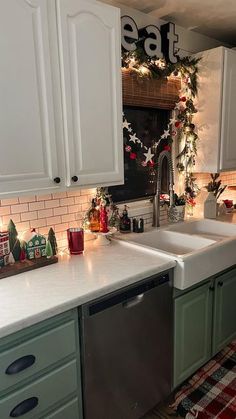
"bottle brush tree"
7,219,21,261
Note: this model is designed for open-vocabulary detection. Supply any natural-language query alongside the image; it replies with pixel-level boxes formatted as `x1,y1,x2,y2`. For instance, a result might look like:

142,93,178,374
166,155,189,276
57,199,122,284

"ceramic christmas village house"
21,229,46,260
0,232,10,267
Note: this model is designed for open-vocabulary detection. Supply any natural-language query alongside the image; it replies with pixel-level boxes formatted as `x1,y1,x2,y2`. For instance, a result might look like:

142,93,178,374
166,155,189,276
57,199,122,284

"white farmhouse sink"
119,220,236,290
165,219,236,241
127,230,215,256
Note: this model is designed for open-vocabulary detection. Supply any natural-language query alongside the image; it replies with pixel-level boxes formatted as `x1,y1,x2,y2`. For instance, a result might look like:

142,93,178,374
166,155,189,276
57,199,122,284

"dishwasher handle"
123,293,144,309
82,273,171,317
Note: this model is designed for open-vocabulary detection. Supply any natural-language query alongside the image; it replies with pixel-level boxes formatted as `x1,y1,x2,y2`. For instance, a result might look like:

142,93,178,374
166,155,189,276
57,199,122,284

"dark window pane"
109,106,171,203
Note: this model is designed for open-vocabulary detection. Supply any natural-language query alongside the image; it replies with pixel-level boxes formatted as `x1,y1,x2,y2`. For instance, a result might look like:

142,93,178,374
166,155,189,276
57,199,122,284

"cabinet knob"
53,177,61,184
209,286,214,291
218,281,223,287
71,175,78,182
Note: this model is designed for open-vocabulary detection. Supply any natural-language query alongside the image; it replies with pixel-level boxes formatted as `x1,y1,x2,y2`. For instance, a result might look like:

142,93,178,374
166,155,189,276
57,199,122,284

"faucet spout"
152,150,174,228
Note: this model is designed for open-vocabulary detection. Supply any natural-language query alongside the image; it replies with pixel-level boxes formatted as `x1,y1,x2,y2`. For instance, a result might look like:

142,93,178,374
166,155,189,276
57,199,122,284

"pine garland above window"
122,50,201,201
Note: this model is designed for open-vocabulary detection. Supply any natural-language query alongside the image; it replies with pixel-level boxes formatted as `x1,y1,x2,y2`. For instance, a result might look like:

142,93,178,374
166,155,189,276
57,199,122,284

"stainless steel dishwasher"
80,271,173,419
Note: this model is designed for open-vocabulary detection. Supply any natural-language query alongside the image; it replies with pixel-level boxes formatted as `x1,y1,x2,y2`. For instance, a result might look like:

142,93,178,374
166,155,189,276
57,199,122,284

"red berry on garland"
130,152,137,160
180,96,186,102
141,161,147,167
148,160,155,167
125,145,131,152
175,121,181,128
171,130,177,136
164,145,171,152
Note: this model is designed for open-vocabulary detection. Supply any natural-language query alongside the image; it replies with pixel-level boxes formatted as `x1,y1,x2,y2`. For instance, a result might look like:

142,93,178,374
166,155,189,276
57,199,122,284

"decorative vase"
204,192,217,219
168,205,185,223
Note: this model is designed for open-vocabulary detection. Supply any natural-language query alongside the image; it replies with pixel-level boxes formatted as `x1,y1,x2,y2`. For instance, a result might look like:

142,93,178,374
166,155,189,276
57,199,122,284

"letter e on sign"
121,16,138,51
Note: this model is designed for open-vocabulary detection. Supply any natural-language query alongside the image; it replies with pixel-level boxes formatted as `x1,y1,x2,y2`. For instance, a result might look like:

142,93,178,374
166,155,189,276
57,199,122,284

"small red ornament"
164,145,171,152
180,96,187,102
148,160,155,167
130,152,137,160
175,121,181,128
171,130,177,136
141,161,147,167
125,145,131,152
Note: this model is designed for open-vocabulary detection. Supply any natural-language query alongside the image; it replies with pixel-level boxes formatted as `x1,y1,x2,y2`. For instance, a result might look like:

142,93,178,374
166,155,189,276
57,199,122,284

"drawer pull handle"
218,281,223,287
10,397,38,417
5,355,36,375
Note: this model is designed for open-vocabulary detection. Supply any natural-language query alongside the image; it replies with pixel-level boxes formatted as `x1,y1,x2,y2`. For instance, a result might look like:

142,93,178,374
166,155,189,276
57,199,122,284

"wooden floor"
142,399,181,419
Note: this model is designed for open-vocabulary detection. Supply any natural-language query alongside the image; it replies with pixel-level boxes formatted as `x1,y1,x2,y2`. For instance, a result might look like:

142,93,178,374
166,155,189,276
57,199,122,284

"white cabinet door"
195,47,236,173
0,0,62,196
219,49,236,171
56,0,124,188
194,47,224,173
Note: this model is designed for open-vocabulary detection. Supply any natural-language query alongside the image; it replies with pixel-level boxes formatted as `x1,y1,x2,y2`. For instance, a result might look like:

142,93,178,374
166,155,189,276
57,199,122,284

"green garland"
122,49,201,201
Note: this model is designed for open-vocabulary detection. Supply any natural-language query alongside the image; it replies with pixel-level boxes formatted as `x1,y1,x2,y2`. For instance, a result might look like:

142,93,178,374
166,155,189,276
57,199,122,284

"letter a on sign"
144,25,163,59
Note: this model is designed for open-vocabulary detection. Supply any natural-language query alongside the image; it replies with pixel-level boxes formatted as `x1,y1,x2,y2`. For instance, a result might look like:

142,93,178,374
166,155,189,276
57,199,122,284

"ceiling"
110,0,236,46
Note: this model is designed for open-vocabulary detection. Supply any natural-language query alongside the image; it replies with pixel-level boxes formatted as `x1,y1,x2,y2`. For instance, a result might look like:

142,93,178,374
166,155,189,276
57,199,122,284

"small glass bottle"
88,199,100,232
120,205,131,233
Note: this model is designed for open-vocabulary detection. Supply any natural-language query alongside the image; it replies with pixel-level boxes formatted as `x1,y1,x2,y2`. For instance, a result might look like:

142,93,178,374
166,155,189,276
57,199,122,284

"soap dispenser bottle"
120,205,131,233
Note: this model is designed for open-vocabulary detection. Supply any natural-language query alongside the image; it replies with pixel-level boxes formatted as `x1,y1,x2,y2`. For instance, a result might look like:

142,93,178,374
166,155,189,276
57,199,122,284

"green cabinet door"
212,268,236,355
174,281,213,388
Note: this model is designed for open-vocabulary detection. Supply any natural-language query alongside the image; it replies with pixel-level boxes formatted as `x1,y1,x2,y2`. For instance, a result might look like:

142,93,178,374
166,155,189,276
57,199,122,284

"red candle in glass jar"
67,228,84,255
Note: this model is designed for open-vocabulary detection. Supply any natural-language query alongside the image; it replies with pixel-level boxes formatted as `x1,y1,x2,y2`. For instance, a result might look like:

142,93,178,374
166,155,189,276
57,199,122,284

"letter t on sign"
161,22,179,64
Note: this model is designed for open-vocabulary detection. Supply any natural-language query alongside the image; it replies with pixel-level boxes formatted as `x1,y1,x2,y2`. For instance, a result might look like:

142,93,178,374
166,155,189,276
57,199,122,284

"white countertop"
0,239,175,339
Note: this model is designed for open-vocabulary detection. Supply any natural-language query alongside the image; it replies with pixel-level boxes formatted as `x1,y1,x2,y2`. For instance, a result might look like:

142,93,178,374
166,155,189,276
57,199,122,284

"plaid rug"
171,340,236,418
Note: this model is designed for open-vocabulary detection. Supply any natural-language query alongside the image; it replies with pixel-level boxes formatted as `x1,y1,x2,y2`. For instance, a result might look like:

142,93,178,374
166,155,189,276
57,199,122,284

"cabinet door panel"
0,0,61,195
56,0,123,187
174,282,213,387
213,270,236,355
220,49,236,170
194,47,223,173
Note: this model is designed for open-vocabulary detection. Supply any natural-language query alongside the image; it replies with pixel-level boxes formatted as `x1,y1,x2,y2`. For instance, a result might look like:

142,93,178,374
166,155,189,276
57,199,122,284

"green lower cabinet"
212,269,236,355
44,398,79,419
174,281,213,388
0,310,82,419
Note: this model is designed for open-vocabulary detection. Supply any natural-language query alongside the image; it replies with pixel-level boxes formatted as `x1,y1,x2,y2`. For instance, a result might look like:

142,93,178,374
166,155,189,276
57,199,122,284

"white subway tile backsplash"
0,206,11,216
60,197,75,207
21,211,37,222
45,199,60,209
11,203,28,214
29,201,45,211
37,209,53,219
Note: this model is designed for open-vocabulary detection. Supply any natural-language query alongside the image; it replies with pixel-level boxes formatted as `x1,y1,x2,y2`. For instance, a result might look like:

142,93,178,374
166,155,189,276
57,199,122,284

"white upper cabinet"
0,0,63,196
56,0,124,188
195,47,236,173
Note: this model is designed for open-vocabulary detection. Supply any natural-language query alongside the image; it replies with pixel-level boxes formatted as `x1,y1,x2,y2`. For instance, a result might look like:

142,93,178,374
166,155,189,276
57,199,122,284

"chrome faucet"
153,150,174,227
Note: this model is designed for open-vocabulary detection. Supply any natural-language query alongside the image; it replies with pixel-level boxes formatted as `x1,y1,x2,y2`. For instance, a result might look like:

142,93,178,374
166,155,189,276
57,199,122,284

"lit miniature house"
21,229,46,260
0,232,10,267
